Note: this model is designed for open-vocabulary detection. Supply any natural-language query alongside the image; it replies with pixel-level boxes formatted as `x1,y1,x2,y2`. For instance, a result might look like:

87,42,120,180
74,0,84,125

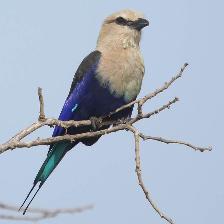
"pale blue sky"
0,1,223,224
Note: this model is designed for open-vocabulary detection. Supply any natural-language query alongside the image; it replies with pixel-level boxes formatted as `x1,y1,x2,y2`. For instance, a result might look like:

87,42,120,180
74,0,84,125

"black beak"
131,18,149,31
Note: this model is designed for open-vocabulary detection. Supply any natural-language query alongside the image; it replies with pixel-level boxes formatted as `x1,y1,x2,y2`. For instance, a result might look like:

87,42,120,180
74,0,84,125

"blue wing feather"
52,60,99,137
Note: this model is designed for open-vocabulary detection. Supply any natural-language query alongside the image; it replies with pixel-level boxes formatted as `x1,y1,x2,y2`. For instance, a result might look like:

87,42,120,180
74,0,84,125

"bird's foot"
123,117,132,123
90,117,102,131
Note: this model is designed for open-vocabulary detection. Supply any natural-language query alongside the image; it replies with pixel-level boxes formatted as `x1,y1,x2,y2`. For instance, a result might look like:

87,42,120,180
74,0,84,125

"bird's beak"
131,18,149,31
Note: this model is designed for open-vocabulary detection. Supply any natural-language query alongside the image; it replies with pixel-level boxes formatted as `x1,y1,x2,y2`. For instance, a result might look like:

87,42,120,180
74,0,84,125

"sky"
0,0,223,224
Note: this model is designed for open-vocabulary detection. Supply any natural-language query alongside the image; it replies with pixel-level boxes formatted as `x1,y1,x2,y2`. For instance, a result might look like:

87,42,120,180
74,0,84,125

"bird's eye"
115,17,127,25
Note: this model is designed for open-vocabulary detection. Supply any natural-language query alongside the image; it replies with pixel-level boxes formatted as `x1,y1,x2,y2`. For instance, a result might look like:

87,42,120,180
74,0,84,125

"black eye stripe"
115,16,128,25
115,16,135,27
114,17,149,31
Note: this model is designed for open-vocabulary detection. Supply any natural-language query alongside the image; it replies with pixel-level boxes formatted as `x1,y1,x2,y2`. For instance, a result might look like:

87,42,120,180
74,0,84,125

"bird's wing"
19,50,102,212
52,50,102,138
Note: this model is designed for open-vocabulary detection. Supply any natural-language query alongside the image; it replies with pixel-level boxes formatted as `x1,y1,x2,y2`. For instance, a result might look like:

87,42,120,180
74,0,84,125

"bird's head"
96,9,149,51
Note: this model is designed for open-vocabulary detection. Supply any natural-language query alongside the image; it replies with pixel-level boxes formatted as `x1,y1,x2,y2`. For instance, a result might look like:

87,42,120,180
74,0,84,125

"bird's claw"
90,117,102,131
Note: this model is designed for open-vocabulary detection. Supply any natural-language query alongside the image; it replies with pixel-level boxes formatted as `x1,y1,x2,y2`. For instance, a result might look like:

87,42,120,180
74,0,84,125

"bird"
19,9,149,214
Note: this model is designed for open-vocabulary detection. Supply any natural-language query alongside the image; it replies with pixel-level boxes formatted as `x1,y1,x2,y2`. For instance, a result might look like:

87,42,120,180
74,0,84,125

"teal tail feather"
19,142,70,214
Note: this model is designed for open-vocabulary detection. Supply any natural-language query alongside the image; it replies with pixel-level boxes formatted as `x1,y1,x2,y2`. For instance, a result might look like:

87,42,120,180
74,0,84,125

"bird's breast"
96,48,144,102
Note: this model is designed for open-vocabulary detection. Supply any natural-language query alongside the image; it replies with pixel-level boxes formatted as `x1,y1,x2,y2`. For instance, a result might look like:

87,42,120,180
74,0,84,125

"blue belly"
72,76,129,121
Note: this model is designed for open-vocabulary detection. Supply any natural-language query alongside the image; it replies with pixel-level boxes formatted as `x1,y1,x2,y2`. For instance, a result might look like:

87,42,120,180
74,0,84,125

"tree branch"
139,133,212,152
128,125,174,224
0,63,212,224
38,87,46,122
109,63,188,117
0,97,179,152
0,202,93,222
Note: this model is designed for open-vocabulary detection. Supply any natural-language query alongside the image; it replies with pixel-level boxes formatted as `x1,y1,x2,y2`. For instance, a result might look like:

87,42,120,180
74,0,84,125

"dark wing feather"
49,51,101,151
67,51,101,98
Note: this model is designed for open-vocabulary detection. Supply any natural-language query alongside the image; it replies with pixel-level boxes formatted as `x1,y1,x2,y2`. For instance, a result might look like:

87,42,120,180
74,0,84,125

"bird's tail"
19,142,71,214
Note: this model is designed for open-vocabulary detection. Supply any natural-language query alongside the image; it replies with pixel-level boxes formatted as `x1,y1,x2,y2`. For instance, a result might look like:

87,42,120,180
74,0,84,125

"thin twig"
139,134,212,152
109,63,188,117
38,87,46,121
0,202,93,222
127,125,174,224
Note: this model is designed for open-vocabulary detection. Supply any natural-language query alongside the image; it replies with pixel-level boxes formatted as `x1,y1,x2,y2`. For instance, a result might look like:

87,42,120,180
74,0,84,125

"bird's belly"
74,76,128,120
88,83,127,117
94,94,126,117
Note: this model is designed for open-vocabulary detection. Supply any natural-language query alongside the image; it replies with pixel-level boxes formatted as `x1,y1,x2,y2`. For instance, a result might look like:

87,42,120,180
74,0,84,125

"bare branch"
139,134,212,152
0,97,179,153
127,125,175,224
0,64,212,224
38,87,46,121
0,202,93,222
109,63,188,117
129,97,179,124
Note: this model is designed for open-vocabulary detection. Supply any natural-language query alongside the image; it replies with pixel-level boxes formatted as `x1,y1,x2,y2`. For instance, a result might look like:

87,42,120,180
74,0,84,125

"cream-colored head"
96,9,149,51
